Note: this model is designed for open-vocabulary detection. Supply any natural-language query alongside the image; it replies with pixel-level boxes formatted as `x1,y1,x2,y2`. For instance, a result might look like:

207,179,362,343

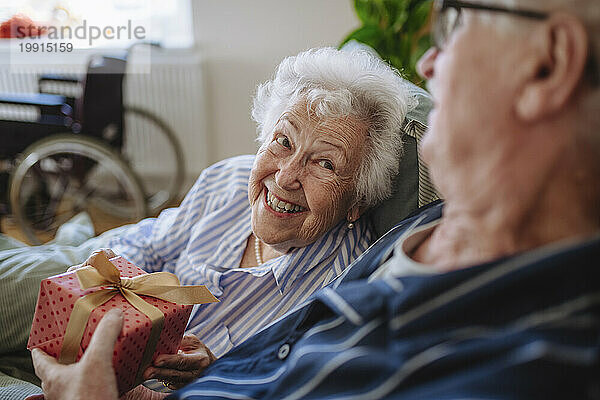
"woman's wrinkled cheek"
248,173,262,206
298,179,350,241
248,147,272,206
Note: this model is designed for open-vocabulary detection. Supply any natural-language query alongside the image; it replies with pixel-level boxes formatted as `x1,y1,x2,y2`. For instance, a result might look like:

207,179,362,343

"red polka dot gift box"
27,252,218,394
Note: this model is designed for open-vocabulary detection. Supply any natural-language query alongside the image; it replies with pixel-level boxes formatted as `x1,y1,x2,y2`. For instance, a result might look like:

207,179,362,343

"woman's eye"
276,135,291,149
318,160,334,171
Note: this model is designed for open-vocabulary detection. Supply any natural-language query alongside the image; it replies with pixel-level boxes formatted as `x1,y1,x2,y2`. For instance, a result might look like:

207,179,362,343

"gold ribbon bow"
59,252,218,384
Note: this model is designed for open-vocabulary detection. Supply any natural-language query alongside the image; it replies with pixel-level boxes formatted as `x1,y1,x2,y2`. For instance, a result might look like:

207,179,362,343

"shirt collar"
269,217,371,296
192,209,370,297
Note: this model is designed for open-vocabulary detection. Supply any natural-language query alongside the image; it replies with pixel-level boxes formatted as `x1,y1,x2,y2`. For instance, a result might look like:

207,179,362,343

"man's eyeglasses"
431,0,599,86
432,0,547,49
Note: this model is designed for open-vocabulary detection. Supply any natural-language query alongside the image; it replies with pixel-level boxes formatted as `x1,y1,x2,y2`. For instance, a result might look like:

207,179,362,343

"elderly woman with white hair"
20,46,414,392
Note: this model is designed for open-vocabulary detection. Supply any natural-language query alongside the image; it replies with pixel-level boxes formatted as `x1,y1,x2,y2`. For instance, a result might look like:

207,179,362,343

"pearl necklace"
254,235,263,265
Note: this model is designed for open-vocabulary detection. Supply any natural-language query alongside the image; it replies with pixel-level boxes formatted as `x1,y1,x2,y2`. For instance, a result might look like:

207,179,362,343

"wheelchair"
0,43,185,244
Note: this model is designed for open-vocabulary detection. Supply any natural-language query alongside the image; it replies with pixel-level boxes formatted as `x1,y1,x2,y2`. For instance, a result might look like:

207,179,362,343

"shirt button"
277,343,290,360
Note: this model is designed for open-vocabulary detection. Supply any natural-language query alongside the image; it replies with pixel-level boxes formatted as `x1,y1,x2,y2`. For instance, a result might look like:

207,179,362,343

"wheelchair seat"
0,92,71,113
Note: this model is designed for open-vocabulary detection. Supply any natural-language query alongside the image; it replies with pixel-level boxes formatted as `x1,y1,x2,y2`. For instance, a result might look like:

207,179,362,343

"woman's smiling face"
248,104,368,251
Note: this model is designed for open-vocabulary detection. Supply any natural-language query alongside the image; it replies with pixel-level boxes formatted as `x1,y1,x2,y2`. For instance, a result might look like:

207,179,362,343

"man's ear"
516,13,589,121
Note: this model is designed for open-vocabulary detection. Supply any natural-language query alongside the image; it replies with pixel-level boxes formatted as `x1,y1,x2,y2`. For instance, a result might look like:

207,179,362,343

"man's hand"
67,248,117,272
143,334,216,389
32,308,124,400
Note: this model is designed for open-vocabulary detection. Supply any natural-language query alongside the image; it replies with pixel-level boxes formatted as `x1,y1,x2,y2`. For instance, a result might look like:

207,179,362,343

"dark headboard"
367,83,439,238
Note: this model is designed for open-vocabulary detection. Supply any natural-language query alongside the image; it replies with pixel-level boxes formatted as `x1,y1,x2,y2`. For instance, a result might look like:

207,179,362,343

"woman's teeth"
266,190,305,213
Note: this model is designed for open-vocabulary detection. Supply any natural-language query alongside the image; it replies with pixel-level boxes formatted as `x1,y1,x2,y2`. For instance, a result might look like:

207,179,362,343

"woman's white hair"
252,47,415,208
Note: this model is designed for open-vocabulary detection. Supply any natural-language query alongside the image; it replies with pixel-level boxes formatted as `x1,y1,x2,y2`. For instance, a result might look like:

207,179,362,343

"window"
0,0,194,49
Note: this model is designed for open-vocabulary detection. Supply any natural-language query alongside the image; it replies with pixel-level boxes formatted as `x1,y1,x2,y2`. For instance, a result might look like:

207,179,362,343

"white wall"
191,0,359,166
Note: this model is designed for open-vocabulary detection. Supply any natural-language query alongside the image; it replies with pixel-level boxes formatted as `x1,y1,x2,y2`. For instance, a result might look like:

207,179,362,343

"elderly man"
31,0,600,398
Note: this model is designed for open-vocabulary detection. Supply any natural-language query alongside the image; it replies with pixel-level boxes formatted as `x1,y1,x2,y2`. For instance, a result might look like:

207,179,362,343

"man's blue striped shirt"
168,203,600,399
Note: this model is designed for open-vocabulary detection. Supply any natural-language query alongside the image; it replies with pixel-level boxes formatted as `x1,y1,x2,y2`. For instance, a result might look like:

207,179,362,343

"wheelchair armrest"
0,93,73,117
38,74,81,85
38,74,81,103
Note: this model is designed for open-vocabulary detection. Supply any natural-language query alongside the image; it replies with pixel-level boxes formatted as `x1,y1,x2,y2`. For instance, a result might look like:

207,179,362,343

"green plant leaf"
354,0,379,25
342,0,433,86
340,24,385,50
405,0,431,31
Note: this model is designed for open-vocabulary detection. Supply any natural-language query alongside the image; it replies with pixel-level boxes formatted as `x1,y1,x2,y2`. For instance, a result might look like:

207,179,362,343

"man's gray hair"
506,0,600,151
252,47,415,208
506,0,600,56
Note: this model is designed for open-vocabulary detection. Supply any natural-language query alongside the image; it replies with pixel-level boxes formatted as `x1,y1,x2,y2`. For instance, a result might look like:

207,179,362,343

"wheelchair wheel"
121,106,185,214
9,134,147,245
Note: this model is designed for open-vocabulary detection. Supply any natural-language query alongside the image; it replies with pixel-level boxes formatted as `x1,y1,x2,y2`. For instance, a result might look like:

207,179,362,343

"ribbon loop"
87,250,122,282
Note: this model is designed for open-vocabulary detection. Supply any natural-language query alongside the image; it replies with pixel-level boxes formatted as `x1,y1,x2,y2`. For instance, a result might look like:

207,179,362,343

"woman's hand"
31,308,123,400
67,248,117,272
119,385,169,400
143,334,216,389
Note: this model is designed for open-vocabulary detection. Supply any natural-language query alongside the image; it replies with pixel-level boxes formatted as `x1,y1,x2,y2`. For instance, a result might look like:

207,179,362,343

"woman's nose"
275,160,302,191
417,47,439,80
